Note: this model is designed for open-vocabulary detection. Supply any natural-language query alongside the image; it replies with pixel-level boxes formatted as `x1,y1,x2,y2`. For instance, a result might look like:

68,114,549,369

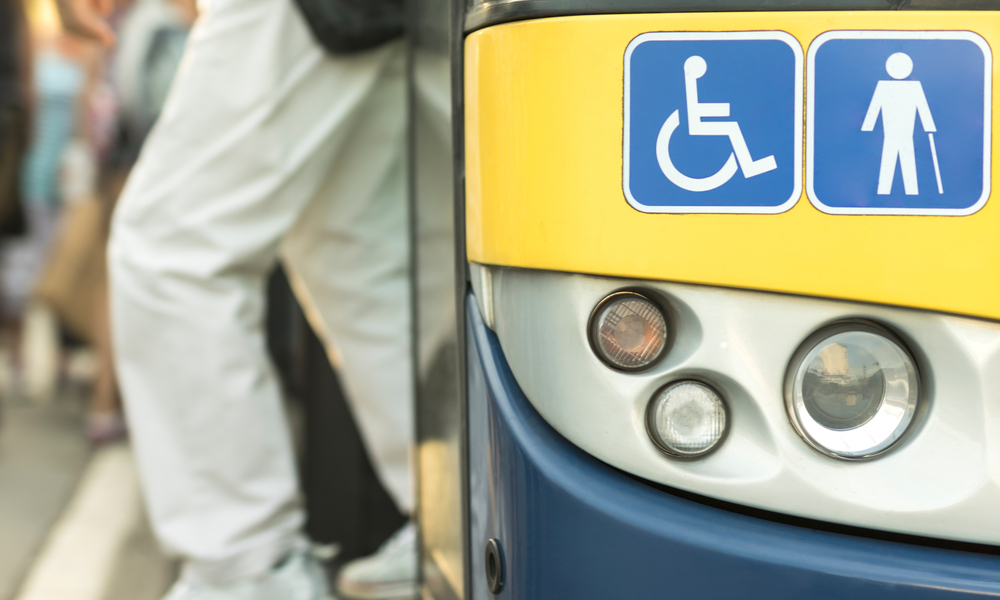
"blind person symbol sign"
624,32,804,213
807,31,992,215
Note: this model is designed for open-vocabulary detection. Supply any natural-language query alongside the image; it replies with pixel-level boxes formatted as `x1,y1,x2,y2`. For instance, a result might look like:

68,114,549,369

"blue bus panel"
465,294,1000,600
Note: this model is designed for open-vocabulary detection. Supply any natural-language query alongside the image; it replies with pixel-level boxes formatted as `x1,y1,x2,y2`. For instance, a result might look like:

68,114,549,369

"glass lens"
802,340,886,430
594,295,667,369
788,325,920,459
649,381,727,456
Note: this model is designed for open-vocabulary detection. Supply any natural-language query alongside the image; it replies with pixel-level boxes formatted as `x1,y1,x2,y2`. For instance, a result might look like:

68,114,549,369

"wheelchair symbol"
656,56,778,192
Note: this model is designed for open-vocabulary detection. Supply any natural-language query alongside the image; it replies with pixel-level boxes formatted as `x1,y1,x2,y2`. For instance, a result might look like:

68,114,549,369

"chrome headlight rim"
588,290,670,372
645,378,730,459
785,320,921,461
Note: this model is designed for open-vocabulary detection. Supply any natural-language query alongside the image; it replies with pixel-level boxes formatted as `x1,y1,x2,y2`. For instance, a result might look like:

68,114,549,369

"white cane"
928,133,943,194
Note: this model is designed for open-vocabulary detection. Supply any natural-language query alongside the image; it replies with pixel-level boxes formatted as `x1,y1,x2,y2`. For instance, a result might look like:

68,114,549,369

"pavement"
0,380,176,600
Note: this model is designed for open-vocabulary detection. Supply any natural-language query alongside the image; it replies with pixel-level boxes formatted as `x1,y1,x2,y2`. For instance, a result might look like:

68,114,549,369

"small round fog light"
647,381,728,457
787,322,919,459
589,292,667,371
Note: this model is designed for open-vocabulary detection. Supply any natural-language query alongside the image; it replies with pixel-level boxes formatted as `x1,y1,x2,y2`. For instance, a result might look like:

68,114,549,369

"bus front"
459,2,1000,598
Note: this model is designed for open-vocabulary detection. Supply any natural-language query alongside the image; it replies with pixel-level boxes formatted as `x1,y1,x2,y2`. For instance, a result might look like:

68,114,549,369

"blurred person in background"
30,0,194,443
55,0,417,600
0,0,30,242
82,0,194,444
0,0,30,426
0,0,100,395
110,0,194,173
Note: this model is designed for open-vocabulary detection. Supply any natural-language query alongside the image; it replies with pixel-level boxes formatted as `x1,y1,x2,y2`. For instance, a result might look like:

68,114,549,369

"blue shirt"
20,53,86,207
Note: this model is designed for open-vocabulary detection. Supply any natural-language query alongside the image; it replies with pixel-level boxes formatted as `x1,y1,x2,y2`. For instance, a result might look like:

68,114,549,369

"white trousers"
107,0,412,585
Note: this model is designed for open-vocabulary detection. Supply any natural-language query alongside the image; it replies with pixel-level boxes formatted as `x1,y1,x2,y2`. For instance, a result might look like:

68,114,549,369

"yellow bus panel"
465,12,1000,320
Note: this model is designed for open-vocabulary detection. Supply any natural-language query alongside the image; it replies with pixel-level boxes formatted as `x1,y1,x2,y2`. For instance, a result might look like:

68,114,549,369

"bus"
409,1,1000,598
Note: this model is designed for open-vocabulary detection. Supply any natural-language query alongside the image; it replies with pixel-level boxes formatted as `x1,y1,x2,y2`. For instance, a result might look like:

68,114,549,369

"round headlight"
589,292,667,371
786,323,920,459
647,381,728,457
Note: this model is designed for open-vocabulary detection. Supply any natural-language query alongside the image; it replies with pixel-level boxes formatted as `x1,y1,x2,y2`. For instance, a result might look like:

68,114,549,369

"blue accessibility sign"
807,32,992,215
624,32,803,214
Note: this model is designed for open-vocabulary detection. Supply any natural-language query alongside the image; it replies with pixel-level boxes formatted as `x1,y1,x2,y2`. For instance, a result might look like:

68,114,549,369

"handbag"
292,0,405,55
33,193,105,343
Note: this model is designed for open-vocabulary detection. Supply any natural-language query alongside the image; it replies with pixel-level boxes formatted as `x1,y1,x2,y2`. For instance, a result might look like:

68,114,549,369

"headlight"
646,381,728,458
588,292,667,371
786,322,920,459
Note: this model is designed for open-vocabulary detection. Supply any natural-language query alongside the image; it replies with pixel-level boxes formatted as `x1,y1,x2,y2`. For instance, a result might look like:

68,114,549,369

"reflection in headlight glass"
787,325,920,459
802,341,886,430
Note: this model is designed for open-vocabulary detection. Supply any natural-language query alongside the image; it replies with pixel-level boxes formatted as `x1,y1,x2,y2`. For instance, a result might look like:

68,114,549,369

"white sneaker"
336,522,417,600
163,549,331,600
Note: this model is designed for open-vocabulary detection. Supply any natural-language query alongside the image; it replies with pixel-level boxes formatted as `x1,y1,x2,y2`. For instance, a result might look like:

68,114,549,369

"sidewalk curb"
14,444,142,600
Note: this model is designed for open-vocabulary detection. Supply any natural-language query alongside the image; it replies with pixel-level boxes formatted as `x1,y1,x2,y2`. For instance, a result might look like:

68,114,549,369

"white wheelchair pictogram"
656,55,778,192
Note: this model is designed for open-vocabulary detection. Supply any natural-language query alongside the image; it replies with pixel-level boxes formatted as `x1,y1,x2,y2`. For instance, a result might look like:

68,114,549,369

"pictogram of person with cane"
861,52,943,196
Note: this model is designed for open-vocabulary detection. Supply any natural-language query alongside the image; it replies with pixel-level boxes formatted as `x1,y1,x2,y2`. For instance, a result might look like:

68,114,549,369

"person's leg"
278,45,415,600
87,188,125,444
877,143,900,195
85,275,128,444
108,0,403,584
280,46,411,513
899,143,919,196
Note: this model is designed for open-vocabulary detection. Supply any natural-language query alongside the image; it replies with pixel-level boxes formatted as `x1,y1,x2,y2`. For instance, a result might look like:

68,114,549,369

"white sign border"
806,30,993,217
623,31,805,215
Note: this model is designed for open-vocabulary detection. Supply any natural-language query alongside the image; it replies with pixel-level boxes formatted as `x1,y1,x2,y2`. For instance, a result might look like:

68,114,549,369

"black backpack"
293,0,404,54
